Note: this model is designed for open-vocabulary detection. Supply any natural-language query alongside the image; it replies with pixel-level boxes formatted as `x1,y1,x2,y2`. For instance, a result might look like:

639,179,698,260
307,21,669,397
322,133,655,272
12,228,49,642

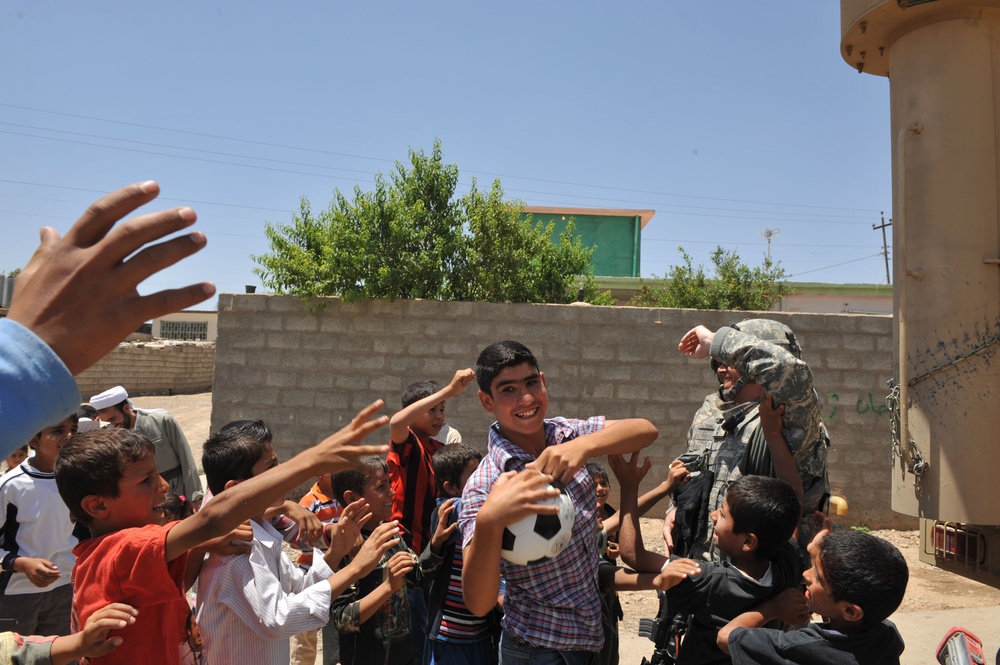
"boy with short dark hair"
197,419,400,665
54,401,389,665
0,413,85,638
458,340,659,661
330,455,439,665
613,453,804,665
422,443,493,665
388,369,475,663
718,514,908,665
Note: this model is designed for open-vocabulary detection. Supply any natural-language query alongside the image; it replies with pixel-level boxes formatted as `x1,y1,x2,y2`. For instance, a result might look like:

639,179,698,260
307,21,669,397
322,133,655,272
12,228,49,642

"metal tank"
841,0,1000,585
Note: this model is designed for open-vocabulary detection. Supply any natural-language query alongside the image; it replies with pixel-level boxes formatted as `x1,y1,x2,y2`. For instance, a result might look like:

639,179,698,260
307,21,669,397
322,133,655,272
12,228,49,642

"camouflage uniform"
683,321,830,563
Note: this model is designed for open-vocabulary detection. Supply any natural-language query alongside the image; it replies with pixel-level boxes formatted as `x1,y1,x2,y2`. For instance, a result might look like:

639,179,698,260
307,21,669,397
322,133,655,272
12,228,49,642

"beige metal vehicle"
841,0,1000,587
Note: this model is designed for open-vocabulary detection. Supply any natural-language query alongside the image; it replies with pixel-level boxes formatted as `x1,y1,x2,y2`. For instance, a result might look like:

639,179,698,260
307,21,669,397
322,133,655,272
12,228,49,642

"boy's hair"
54,428,156,524
402,380,441,409
31,412,79,445
432,444,482,494
820,530,909,628
475,340,539,394
330,455,389,507
78,403,99,421
586,462,609,484
725,475,801,560
202,419,273,496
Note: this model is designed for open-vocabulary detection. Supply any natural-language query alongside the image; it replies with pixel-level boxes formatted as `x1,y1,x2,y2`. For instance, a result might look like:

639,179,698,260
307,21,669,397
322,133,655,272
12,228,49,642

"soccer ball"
500,486,576,566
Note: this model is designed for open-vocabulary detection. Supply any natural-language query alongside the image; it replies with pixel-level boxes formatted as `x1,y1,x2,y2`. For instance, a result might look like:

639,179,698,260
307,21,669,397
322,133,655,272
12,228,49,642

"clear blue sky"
0,2,893,308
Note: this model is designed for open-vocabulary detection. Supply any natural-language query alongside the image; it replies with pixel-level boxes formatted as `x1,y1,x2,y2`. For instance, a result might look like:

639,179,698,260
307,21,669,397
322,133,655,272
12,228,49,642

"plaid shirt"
458,416,605,652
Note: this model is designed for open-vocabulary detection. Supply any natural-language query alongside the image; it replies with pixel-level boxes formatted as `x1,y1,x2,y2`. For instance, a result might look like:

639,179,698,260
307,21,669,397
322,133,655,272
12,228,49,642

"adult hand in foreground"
8,181,215,375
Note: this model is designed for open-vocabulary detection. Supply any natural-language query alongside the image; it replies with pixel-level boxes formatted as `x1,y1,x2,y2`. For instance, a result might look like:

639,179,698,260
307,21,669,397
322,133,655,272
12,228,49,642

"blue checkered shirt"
458,416,605,652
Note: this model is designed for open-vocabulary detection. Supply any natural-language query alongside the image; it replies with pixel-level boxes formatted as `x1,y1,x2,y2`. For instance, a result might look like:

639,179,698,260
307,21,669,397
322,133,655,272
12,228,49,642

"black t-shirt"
728,620,904,665
665,540,803,665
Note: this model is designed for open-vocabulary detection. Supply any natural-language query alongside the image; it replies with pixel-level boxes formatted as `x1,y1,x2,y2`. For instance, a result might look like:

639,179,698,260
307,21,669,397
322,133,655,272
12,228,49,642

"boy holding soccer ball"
457,340,660,663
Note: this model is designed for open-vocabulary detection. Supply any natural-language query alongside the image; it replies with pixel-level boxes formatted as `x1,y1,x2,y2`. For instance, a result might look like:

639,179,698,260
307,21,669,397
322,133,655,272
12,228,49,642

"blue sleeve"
0,319,80,454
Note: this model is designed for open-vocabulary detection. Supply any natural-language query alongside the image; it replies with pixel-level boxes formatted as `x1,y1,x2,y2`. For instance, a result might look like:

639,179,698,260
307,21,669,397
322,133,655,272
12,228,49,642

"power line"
786,253,883,278
1,120,879,221
1,102,884,214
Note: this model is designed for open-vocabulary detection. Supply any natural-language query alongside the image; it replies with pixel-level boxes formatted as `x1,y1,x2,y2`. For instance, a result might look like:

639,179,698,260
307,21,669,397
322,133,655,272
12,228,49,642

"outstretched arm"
389,369,474,444
165,400,389,561
608,453,689,573
716,588,810,654
8,181,214,376
531,418,658,486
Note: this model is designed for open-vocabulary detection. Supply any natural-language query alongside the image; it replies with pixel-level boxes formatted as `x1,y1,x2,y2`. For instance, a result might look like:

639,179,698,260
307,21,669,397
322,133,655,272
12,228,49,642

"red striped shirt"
387,429,442,554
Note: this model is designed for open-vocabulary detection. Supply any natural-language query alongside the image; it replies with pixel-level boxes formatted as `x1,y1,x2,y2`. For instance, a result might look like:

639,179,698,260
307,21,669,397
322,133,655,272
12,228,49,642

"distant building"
520,207,655,278
152,310,217,341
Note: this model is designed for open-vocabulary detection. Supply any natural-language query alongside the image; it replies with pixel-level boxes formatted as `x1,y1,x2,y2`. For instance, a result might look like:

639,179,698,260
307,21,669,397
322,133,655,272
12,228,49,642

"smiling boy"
458,340,658,662
54,401,389,665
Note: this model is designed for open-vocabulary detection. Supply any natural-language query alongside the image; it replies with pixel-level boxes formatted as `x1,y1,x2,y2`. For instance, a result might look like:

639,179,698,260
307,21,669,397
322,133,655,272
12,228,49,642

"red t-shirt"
386,429,442,553
72,522,189,665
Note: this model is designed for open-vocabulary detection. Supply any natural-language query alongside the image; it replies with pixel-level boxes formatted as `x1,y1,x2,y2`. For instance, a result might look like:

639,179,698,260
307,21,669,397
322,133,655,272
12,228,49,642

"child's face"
709,497,746,558
412,401,446,438
594,476,610,510
803,538,842,623
362,468,394,523
30,416,78,471
250,443,283,509
5,448,28,469
479,362,548,442
103,453,170,529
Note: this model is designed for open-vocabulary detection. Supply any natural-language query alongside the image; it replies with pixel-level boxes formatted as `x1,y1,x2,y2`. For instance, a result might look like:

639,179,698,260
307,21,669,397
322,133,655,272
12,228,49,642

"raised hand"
677,325,714,360
313,400,390,472
8,181,214,375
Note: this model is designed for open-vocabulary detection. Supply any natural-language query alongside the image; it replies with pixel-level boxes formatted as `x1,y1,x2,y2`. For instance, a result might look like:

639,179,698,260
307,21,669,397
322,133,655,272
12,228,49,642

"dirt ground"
136,391,1000,663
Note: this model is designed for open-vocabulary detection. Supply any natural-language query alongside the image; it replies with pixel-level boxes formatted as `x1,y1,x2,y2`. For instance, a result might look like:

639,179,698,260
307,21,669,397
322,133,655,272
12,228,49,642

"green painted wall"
520,212,642,277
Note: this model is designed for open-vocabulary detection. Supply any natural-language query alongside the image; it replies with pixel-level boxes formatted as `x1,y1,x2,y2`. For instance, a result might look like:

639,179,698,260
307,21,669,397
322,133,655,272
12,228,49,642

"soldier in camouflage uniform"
672,319,830,563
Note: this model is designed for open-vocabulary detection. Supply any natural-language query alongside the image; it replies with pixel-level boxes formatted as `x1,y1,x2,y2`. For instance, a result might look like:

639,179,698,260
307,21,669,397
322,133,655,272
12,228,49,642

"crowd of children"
0,338,912,665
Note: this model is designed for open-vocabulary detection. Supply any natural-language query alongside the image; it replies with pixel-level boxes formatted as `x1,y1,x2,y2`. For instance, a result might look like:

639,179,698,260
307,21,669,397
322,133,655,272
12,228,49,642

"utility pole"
761,228,780,262
873,212,891,284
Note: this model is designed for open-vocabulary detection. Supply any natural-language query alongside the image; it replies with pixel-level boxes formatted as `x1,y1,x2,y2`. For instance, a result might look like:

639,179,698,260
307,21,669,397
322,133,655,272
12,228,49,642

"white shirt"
196,519,334,665
0,463,79,595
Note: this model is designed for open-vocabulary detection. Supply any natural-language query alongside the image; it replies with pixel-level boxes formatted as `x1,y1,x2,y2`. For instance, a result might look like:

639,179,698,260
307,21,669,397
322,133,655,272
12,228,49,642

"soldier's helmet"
730,318,802,359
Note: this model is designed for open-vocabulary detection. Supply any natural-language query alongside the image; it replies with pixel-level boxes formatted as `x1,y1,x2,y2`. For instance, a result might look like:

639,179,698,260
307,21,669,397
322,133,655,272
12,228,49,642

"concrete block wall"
212,294,912,529
75,340,215,398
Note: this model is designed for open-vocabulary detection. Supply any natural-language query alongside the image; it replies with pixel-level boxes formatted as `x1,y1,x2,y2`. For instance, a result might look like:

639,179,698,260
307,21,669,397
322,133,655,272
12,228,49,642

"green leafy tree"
254,140,612,306
630,246,788,310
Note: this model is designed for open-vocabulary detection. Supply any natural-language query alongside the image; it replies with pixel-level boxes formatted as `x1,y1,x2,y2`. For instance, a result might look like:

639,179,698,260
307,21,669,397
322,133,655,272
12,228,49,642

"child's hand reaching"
653,558,702,590
448,368,476,395
314,400,390,473
199,521,253,557
430,498,458,554
347,521,402,579
664,459,690,493
384,550,416,592
283,502,324,546
324,498,371,564
49,603,138,665
804,510,833,550
608,452,651,493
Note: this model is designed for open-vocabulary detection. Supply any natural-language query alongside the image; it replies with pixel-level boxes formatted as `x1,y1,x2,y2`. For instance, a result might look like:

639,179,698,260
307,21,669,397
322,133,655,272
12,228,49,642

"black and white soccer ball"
500,486,576,566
